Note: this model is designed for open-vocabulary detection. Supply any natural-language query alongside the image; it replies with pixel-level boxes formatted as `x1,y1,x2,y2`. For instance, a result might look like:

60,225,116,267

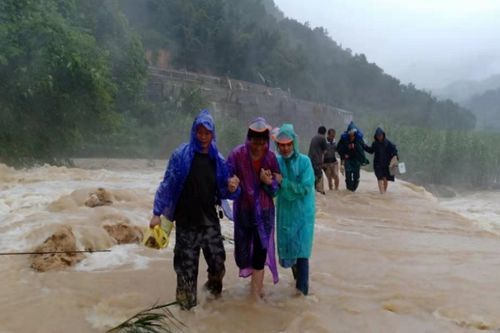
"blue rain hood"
191,109,218,157
153,109,237,220
341,121,364,141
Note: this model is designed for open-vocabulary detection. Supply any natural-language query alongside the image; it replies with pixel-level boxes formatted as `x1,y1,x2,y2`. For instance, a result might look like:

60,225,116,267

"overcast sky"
274,0,500,89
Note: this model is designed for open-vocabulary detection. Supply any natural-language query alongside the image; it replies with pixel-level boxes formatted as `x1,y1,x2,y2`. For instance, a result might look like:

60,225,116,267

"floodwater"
1,159,500,333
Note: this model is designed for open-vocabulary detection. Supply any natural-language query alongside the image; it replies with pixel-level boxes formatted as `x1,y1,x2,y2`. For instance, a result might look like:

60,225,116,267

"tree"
0,0,147,163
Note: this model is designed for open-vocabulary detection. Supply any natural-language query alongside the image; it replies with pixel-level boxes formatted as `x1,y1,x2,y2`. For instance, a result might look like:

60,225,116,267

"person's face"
278,142,294,158
196,125,213,151
348,132,355,142
376,133,384,142
327,131,335,141
249,137,266,158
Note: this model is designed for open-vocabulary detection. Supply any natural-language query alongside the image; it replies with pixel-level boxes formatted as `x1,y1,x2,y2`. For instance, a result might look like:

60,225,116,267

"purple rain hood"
227,117,280,283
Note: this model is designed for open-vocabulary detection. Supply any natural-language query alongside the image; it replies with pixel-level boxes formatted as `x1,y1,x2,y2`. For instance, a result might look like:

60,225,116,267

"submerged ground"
1,159,499,332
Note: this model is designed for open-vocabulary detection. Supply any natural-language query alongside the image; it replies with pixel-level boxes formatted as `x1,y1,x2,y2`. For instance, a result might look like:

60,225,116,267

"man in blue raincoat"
150,109,240,310
274,124,315,295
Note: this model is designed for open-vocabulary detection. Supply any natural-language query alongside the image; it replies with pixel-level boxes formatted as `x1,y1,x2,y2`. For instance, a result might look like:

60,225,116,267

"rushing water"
1,159,500,333
440,191,500,236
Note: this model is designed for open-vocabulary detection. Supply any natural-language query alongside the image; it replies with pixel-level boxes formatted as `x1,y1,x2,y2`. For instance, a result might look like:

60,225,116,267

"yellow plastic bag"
143,217,174,249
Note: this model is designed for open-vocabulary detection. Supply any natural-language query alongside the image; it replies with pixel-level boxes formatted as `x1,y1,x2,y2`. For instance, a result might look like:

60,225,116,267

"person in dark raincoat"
308,126,328,194
150,109,240,310
364,127,399,194
336,122,369,192
227,118,280,298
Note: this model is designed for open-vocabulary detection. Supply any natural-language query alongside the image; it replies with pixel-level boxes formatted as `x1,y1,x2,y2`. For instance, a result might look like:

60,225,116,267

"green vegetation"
120,0,476,131
358,122,500,188
0,0,146,165
1,0,498,188
465,88,500,131
106,301,183,333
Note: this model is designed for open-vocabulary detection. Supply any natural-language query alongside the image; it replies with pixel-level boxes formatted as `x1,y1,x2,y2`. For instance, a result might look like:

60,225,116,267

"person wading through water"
323,128,340,191
150,109,240,310
274,124,316,295
336,122,369,192
308,126,328,194
364,127,399,194
228,118,280,298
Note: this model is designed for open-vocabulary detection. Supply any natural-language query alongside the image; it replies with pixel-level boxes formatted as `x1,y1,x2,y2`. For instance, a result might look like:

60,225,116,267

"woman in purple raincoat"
228,118,280,297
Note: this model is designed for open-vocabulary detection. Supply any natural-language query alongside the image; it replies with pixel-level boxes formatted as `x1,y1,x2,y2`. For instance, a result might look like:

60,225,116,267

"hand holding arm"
228,175,240,193
260,168,273,185
274,172,283,185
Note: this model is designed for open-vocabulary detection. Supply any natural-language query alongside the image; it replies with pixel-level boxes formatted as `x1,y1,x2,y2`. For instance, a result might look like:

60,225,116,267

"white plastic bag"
398,162,406,174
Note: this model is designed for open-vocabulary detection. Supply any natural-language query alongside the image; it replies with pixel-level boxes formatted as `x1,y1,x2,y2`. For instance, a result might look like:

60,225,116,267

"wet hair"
248,128,269,141
318,126,327,135
327,128,336,135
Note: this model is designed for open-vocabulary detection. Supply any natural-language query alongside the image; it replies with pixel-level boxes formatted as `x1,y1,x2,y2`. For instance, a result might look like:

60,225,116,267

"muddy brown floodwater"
1,159,499,333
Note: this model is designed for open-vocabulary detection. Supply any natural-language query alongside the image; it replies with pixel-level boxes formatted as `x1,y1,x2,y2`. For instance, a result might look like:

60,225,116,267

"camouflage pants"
174,224,226,310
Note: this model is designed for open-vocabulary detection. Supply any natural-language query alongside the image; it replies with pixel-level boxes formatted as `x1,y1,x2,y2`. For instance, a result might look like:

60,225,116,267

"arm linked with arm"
262,153,280,197
364,142,374,154
221,151,241,200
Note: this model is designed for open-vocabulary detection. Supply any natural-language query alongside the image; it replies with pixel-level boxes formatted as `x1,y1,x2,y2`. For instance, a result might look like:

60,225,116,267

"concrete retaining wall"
147,67,353,139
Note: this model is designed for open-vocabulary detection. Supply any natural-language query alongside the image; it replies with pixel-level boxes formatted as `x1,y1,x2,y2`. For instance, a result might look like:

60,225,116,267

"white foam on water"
0,199,10,216
84,292,147,331
440,191,500,232
0,164,162,252
75,244,152,272
0,223,37,252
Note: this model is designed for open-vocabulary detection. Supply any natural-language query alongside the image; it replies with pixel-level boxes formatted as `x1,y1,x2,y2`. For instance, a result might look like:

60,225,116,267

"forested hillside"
0,0,147,162
120,0,475,130
435,74,500,104
2,0,499,188
465,88,500,130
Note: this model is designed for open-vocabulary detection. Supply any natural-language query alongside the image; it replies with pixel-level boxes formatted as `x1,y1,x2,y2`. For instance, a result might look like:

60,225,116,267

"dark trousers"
174,224,226,309
345,162,360,192
234,222,268,271
313,164,324,192
252,228,267,270
292,258,309,295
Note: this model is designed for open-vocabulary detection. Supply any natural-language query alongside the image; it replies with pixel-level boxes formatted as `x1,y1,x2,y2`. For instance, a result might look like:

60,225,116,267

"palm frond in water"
107,301,184,333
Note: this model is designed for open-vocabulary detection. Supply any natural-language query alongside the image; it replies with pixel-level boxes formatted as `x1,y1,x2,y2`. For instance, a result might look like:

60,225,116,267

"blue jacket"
153,109,239,220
